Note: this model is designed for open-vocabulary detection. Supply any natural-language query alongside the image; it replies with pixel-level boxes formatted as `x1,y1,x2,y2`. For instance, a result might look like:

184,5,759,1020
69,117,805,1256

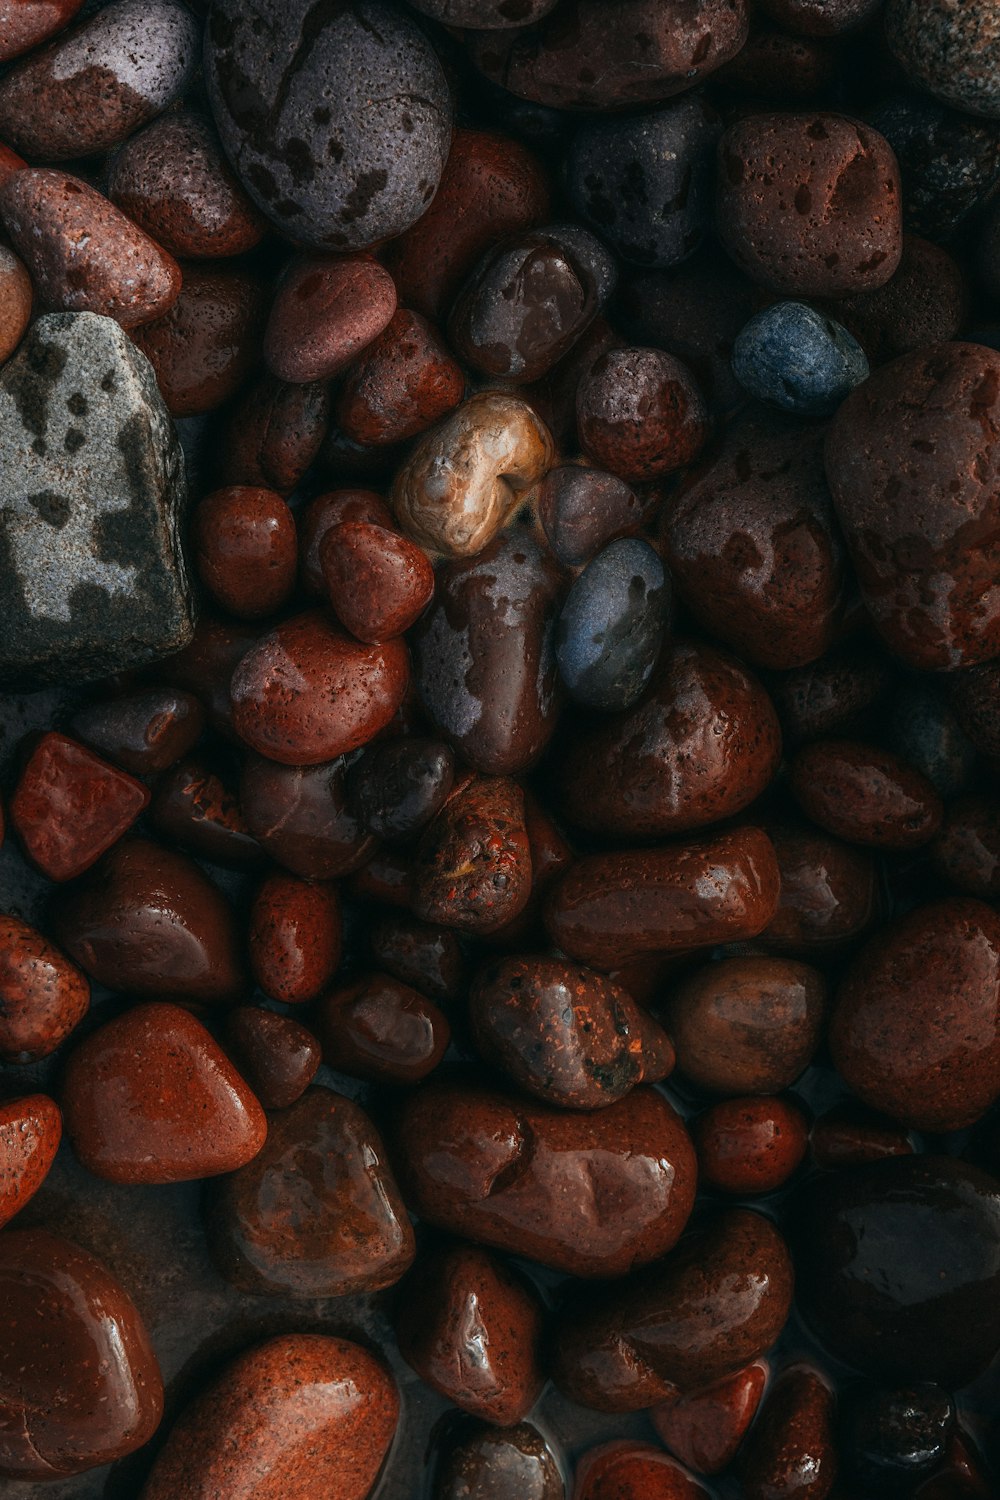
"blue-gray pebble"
731,301,870,416
556,539,668,712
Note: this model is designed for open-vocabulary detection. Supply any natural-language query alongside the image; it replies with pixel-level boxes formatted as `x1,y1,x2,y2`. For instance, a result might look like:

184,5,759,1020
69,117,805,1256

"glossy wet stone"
760,826,879,958
10,731,149,882
369,912,466,1001
0,245,31,367
839,1384,955,1495
249,872,341,1006
794,1155,1000,1386
299,488,394,596
240,754,376,879
221,373,330,494
717,113,902,297
732,301,869,416
397,1245,544,1426
574,1442,709,1500
932,796,1000,898
809,1106,914,1170
825,343,1000,671
224,1007,321,1111
552,1210,794,1410
139,1334,398,1500
0,0,85,62
533,463,645,569
159,614,259,738
107,111,265,260
555,539,668,711
885,0,1000,119
62,1001,266,1184
208,1085,415,1297
694,1096,809,1196
265,254,397,385
317,972,449,1084
398,1079,696,1279
132,265,266,418
651,1362,768,1476
205,0,451,249
577,347,708,482
54,837,244,1002
559,642,782,838
469,955,674,1110
192,486,297,620
336,307,465,449
392,393,555,559
739,1364,838,1500
0,915,89,1063
830,898,1000,1132
412,777,533,936
663,417,846,670
0,1228,163,1479
321,521,434,643
148,756,261,866
0,1093,62,1229
413,531,563,775
790,739,943,849
348,736,454,842
230,610,410,766
667,955,827,1094
435,1420,564,1500
768,642,891,746
70,687,204,776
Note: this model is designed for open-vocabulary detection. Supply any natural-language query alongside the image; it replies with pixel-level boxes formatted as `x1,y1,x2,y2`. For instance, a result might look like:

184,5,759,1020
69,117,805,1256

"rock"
411,776,533,935
336,308,465,447
0,1093,62,1228
872,94,1000,241
0,312,193,683
759,825,879,956
789,738,944,849
191,484,297,619
0,914,89,1062
732,301,869,415
0,0,84,63
0,245,31,367
264,254,397,385
321,520,434,643
693,1096,810,1195
150,756,263,866
240,754,376,879
885,0,1000,119
651,1363,769,1476
70,686,204,775
739,1365,838,1500
533,463,645,569
435,1421,565,1500
249,872,341,1006
132,265,267,418
576,347,708,482
574,1443,709,1500
224,1007,321,1111
839,1384,955,1495
317,972,450,1084
348,736,454,841
555,538,668,710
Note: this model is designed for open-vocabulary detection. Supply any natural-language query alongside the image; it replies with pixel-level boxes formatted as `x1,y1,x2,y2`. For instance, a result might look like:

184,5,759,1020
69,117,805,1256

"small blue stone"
555,538,668,712
731,301,870,416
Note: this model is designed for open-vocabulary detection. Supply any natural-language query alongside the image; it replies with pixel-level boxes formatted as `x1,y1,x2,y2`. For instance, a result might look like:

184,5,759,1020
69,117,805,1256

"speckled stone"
0,245,31,367
732,301,869,415
790,738,943,849
150,757,263,867
739,1365,838,1500
871,94,1000,240
0,312,193,683
0,915,89,1063
694,1096,809,1196
139,1334,398,1500
886,0,1000,119
249,872,341,1005
412,777,533,935
0,0,85,63
224,1007,321,1110
577,347,708,482
834,236,968,363
0,1094,62,1229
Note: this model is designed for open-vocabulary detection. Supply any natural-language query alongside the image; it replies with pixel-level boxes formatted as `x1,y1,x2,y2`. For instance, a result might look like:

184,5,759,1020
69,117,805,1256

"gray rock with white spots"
0,311,194,684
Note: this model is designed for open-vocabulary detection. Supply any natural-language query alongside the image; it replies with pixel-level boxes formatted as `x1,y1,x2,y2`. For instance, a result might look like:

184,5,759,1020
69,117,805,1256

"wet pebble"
555,538,668,711
317,972,450,1084
249,872,341,1005
732,301,869,415
0,1094,62,1229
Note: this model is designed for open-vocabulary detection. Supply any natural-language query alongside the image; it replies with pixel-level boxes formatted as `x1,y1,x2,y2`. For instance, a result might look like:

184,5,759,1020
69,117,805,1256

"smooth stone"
149,757,263,867
759,825,879,956
555,538,668,711
435,1421,565,1500
264,254,397,385
62,1002,266,1184
70,686,204,775
693,1096,810,1196
53,837,245,1002
574,1442,709,1500
369,913,467,1002
249,872,341,1006
139,1334,398,1500
335,307,465,447
533,463,645,569
299,488,394,596
732,301,869,416
207,1086,415,1297
0,1093,62,1228
739,1364,838,1500
576,346,708,483
348,736,454,842
224,1008,321,1111
321,520,434,643
0,312,193,682
0,244,31,366
651,1362,769,1476
317,972,450,1084
839,1384,956,1494
240,753,376,879
789,738,944,849
0,1228,163,1478
132,267,268,419
0,914,89,1062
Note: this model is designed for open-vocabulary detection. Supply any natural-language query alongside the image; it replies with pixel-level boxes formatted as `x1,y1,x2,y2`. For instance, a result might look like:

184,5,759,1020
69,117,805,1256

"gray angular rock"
0,311,194,684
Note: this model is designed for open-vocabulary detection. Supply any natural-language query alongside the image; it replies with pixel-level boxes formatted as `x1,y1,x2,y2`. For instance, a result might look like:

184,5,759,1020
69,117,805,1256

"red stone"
790,738,943,850
224,1007,321,1110
192,485,298,620
0,243,31,365
0,0,85,63
62,1001,266,1184
336,308,465,446
10,732,149,882
693,1097,809,1195
241,754,375,879
221,374,330,494
412,776,533,936
298,488,394,597
0,915,89,1063
651,1362,769,1476
0,1094,62,1229
321,521,434,643
158,614,259,738
131,265,266,417
809,1106,914,1169
575,1442,710,1500
230,610,410,766
577,347,708,482
150,757,263,866
739,1364,837,1500
249,872,342,1004
0,139,26,186
317,972,450,1084
264,254,397,384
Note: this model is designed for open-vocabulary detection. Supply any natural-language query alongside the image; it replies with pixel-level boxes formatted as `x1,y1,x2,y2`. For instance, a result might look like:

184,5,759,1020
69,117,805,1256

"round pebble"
732,300,869,415
555,538,668,711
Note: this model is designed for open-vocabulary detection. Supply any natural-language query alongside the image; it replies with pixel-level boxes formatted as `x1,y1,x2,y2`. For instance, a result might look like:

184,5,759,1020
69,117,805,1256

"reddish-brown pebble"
397,1245,544,1426
62,1002,265,1184
809,1105,914,1169
574,1442,710,1500
108,111,265,259
790,738,943,849
241,754,375,879
533,462,647,569
208,1086,415,1297
231,611,410,766
369,912,466,1001
249,873,341,1005
221,374,331,494
833,235,967,363
0,169,181,330
769,642,891,746
830,897,1000,1132
0,244,31,365
317,972,449,1084
949,659,1000,765
10,732,149,882
0,1094,62,1228
131,265,266,417
70,687,204,775
159,614,259,738
53,837,245,1002
386,129,551,320
544,827,782,971
552,1210,793,1409
932,795,1000,898
397,1079,697,1279
0,0,85,62
412,776,533,935
0,139,26,187
138,1334,398,1500
0,1229,163,1479
0,916,89,1063
298,488,394,596
264,254,397,384
758,824,879,956
192,486,298,620
559,642,782,839
577,347,708,482
321,521,434,643
349,847,414,909
470,954,674,1110
739,1365,838,1500
224,1007,321,1110
666,956,826,1094
336,308,465,446
694,1097,809,1195
652,1363,768,1476
150,757,262,866
717,113,902,296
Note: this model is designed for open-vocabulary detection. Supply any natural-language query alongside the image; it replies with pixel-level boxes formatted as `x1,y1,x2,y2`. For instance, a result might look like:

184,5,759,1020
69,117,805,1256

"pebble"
249,872,341,1005
0,915,89,1062
240,754,375,879
732,301,869,415
790,738,944,848
533,463,644,568
397,1078,697,1278
138,1334,398,1500
574,1442,710,1500
192,485,297,620
760,0,882,33
0,1229,163,1479
70,686,204,775
577,347,708,482
651,1363,769,1476
809,1106,914,1169
769,644,892,746
0,0,84,62
208,1085,415,1297
322,520,434,643
0,1093,62,1228
131,264,266,417
759,825,879,956
0,245,31,367
299,488,393,595
264,254,397,385
871,94,1000,240
694,1096,810,1195
835,236,967,363
221,373,330,494
349,736,454,841
149,756,262,865
839,1384,955,1494
887,681,977,799
739,1364,838,1500
224,1007,321,1111
435,1421,565,1500
317,972,450,1084
370,912,466,1001
336,308,465,446
0,312,193,682
205,0,452,248
412,776,533,935
555,538,667,711
932,795,1000,898
885,0,1000,120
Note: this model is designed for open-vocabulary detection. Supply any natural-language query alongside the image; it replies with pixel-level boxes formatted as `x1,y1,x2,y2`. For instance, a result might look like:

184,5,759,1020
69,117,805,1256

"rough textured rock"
0,312,193,683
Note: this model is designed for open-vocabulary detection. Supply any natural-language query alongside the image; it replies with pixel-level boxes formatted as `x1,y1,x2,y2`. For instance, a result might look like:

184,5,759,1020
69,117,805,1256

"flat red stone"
0,1093,62,1228
10,732,149,881
651,1361,769,1475
62,1001,267,1184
